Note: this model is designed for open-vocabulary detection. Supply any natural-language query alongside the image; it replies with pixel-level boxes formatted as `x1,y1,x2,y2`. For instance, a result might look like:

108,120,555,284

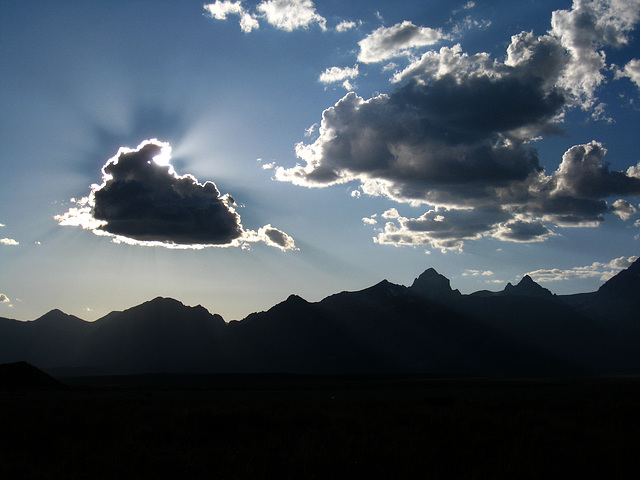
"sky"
1,0,640,322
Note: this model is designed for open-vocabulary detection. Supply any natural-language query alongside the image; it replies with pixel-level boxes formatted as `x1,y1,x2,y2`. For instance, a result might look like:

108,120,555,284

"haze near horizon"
1,0,640,321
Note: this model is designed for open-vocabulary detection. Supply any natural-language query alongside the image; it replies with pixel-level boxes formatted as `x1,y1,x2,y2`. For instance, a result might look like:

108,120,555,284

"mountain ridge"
1,257,639,377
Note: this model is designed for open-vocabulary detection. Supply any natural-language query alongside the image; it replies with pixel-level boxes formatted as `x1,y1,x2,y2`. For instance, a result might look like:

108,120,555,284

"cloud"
204,1,244,20
257,0,326,31
204,1,259,33
550,0,640,108
335,20,357,32
374,207,512,252
358,21,447,64
528,255,639,282
204,0,325,32
616,58,640,90
612,199,638,220
56,140,295,250
274,0,640,251
462,269,494,277
254,224,298,251
452,1,476,15
0,294,10,303
318,65,359,85
1,238,19,246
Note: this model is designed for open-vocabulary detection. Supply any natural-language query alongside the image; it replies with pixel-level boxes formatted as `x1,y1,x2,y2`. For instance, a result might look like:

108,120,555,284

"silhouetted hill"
2,258,639,377
0,361,66,390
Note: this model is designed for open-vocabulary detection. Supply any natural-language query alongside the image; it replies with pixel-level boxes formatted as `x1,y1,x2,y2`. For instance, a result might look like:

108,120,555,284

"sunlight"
151,140,173,167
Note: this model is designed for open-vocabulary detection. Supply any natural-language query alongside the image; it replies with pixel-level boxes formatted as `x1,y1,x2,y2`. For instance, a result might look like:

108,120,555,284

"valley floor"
2,376,640,479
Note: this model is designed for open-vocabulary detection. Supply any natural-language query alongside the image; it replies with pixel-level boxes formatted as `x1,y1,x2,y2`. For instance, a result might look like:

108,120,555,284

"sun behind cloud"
55,139,296,251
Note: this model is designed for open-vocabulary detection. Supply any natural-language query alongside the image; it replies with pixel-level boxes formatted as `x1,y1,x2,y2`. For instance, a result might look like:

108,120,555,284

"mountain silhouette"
0,361,67,390
1,258,639,377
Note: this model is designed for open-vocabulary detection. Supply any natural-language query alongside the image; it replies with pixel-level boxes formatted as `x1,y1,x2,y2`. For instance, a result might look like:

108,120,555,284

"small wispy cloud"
318,65,359,85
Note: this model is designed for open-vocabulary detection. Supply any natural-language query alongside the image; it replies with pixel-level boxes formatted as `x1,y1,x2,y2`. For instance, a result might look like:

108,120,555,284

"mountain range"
2,259,639,378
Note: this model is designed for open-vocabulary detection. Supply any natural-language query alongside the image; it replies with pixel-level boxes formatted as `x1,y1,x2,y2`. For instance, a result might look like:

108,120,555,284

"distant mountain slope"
0,361,66,390
1,258,639,377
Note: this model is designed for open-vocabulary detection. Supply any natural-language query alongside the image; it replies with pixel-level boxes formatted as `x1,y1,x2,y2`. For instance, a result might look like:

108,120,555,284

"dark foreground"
2,375,640,479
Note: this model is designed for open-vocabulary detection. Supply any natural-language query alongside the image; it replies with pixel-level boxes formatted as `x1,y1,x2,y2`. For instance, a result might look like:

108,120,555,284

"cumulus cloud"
257,0,326,31
56,140,295,250
274,0,640,251
358,21,447,64
616,58,640,90
374,207,512,252
204,1,244,20
318,65,359,85
550,0,640,108
204,1,259,33
611,199,638,220
1,238,19,246
0,294,10,303
528,255,639,282
254,224,298,251
335,20,357,32
205,0,325,32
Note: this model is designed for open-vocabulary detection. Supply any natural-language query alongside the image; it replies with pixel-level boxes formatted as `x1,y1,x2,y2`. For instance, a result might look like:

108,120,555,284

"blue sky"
2,0,640,321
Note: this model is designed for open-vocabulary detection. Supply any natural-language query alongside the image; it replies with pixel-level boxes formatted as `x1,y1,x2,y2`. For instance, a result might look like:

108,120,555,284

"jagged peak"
410,267,460,298
597,255,640,296
503,275,553,298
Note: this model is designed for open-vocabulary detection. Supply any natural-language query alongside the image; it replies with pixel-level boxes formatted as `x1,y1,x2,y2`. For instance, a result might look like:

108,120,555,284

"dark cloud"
492,219,553,243
278,70,563,208
56,140,296,250
275,0,640,251
548,142,640,198
259,225,297,251
91,141,243,245
375,207,512,252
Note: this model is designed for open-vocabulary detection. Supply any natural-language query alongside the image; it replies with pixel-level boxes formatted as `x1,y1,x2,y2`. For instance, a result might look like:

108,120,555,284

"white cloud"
358,21,447,64
616,58,640,90
205,0,325,32
257,0,326,32
452,1,476,15
462,269,494,277
203,1,244,20
528,255,639,282
336,20,357,32
204,1,259,32
239,12,260,32
318,65,359,84
0,238,19,246
550,0,640,109
0,294,10,303
612,199,637,220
